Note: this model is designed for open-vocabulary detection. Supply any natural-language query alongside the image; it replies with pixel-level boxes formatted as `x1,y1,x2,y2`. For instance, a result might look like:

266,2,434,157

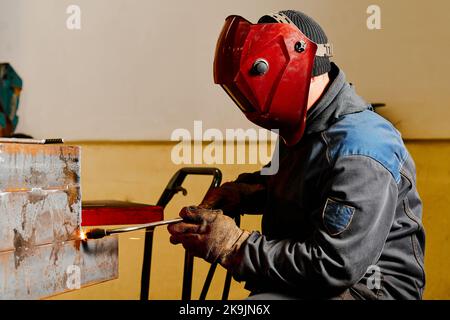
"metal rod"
106,218,183,235
182,252,194,301
222,270,233,301
200,262,218,300
0,138,64,144
140,227,154,301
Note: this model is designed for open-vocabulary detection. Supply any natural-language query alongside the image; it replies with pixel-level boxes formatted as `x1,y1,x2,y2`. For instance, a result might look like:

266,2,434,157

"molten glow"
79,229,87,241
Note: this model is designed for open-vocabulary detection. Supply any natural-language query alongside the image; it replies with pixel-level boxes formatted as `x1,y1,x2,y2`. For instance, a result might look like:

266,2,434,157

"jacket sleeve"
231,171,267,215
232,139,287,214
232,155,398,295
235,171,267,185
234,137,287,186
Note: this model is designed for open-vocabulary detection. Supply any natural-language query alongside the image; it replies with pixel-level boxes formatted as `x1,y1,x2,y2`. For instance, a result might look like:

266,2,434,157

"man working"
168,10,425,300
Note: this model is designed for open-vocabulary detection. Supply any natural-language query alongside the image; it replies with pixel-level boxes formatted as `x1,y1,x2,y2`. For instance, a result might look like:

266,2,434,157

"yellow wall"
51,141,450,300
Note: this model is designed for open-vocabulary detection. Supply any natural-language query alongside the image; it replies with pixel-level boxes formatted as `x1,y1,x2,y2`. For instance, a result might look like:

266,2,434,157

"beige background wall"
49,141,450,300
0,0,449,140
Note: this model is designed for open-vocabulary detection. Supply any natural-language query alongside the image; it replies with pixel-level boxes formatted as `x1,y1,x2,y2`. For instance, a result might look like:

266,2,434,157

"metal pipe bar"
106,218,183,235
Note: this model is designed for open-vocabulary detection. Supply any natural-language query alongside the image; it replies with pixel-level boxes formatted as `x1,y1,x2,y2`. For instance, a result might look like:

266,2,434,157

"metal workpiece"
0,143,119,299
0,143,80,192
0,236,118,300
0,188,81,252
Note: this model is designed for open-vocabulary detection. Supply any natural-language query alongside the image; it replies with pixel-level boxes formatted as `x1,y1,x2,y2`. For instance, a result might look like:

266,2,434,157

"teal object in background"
0,63,22,132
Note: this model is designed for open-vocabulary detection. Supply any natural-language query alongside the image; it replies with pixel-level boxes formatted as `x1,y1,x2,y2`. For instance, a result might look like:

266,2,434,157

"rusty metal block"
0,236,118,300
0,188,80,252
0,144,80,192
0,143,119,299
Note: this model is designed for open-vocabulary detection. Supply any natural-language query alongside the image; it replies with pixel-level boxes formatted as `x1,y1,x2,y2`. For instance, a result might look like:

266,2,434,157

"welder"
168,10,425,300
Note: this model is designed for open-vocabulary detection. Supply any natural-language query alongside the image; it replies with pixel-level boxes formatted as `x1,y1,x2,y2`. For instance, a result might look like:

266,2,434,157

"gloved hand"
167,206,250,269
200,182,265,217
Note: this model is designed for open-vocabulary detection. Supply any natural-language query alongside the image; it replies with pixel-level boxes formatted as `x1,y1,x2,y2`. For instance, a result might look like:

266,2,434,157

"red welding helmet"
214,14,333,146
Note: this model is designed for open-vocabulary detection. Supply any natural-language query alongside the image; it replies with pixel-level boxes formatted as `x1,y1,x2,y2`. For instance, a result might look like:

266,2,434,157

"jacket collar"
305,63,371,135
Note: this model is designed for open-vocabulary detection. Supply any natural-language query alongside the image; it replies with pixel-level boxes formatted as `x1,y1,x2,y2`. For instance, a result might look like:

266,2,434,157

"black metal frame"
139,167,222,301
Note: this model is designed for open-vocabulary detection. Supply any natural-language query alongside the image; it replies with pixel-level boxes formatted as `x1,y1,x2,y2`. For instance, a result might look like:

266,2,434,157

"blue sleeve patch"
322,198,355,236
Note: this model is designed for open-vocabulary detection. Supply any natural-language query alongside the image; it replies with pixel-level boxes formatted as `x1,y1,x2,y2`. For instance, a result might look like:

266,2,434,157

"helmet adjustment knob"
251,59,269,76
295,41,307,53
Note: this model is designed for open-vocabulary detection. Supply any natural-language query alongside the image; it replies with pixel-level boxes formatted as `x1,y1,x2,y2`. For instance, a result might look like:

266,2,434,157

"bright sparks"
79,229,87,241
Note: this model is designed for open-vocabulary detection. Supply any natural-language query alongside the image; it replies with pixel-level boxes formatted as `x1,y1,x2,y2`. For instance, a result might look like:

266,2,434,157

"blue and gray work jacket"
232,63,425,300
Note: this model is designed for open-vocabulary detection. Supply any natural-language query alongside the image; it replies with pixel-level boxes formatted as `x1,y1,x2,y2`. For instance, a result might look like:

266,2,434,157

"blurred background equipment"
0,63,22,137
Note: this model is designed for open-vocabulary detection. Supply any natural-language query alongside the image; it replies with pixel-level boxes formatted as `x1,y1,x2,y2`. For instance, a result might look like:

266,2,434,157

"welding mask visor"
214,15,321,146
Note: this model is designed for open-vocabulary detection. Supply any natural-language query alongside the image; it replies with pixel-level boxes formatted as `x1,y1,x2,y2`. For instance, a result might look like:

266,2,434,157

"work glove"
200,182,265,217
168,206,250,269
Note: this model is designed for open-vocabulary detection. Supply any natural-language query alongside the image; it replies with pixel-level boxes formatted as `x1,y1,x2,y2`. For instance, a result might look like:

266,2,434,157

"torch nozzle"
85,228,108,240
